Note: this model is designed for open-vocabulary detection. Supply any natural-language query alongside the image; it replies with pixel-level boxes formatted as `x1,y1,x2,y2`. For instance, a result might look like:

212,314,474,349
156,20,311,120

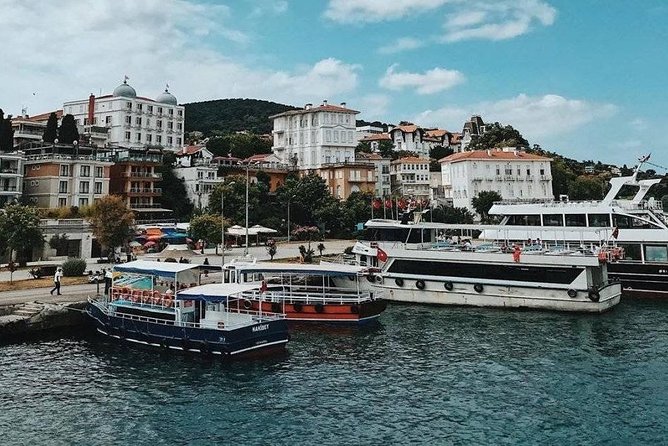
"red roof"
391,156,430,165
270,103,359,118
361,133,391,141
176,145,204,156
242,153,275,162
391,124,419,133
439,149,552,163
356,152,385,160
27,110,63,122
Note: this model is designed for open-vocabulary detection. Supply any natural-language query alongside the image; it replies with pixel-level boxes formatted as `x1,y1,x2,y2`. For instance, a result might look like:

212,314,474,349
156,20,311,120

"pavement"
0,240,356,308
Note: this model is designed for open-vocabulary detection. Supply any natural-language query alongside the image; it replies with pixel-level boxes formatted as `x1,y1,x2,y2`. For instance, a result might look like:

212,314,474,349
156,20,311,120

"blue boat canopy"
114,260,200,281
177,283,260,302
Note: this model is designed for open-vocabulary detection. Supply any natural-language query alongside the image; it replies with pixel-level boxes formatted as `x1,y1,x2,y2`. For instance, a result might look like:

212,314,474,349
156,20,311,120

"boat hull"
246,299,387,325
608,262,668,298
86,302,289,356
371,280,621,313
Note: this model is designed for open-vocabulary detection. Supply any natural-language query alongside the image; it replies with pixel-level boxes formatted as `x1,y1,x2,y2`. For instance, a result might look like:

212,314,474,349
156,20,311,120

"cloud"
250,0,288,17
441,0,557,42
0,0,359,115
413,94,618,140
324,0,450,23
379,65,465,94
378,37,425,54
357,94,392,120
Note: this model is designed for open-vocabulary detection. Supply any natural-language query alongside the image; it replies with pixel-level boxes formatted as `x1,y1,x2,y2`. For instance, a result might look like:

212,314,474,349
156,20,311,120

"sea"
1,300,667,446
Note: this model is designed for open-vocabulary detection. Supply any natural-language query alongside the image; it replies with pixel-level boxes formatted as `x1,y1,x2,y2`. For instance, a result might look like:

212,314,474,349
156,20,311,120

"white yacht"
349,219,621,313
484,155,668,298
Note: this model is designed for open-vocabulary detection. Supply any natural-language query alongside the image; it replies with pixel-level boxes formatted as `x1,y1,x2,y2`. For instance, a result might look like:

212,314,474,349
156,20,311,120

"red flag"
384,198,393,208
377,248,388,262
398,198,407,210
372,198,382,210
612,227,619,239
260,280,268,293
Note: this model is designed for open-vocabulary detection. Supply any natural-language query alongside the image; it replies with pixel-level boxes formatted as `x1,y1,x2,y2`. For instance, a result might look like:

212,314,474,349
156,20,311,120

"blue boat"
86,260,289,357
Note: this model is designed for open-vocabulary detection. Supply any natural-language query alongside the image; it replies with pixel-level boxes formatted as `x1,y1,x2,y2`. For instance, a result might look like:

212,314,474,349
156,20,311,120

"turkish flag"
612,227,619,239
372,198,382,210
377,248,388,262
384,198,393,208
260,280,268,293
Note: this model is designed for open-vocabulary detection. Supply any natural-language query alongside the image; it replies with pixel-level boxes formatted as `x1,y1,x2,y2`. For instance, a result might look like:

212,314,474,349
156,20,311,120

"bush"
61,258,87,276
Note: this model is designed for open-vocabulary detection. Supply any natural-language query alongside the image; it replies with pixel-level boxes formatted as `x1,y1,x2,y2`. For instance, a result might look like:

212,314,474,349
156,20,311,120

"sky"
1,0,666,168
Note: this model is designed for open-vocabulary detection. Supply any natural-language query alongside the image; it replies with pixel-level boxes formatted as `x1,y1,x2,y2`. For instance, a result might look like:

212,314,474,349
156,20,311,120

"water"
1,300,668,445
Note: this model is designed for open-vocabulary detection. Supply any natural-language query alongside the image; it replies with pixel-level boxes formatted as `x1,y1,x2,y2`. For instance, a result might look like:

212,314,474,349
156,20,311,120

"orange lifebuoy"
598,251,607,263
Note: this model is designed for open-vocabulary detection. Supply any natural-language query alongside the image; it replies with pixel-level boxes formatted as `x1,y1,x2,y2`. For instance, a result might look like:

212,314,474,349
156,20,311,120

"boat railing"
239,286,380,304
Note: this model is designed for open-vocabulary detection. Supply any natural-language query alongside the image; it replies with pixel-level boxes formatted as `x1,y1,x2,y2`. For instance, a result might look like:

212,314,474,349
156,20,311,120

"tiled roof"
270,103,359,118
242,153,275,162
424,129,448,138
212,156,241,162
176,145,204,156
356,152,385,160
391,125,419,133
27,110,63,122
391,156,430,165
450,132,462,143
361,133,391,141
439,149,552,163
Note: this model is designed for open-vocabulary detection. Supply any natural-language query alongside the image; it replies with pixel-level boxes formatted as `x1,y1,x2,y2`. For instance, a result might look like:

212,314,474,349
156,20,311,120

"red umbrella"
147,235,162,241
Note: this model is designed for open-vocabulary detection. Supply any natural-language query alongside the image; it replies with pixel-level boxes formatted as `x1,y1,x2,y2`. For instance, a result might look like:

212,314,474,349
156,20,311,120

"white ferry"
349,220,621,313
484,155,668,298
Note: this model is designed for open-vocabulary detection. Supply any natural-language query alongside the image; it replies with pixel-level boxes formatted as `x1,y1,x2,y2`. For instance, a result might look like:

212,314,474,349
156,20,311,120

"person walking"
50,267,63,295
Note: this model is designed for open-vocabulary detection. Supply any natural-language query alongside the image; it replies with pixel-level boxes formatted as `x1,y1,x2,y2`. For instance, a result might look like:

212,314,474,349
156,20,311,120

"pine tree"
0,116,13,152
43,112,58,143
57,114,79,144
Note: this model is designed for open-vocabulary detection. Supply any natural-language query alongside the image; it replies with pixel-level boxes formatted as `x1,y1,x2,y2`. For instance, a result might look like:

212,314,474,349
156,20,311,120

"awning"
177,283,260,302
114,260,200,281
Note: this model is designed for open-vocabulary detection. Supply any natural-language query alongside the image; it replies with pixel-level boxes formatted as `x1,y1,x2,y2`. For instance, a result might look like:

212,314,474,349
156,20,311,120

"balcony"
122,171,162,179
503,175,515,181
540,175,552,181
0,186,18,192
128,187,162,196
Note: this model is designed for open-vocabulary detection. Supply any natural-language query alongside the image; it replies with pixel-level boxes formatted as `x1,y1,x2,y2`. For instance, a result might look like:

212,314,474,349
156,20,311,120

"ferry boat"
350,220,621,313
221,259,387,324
484,155,668,298
86,260,289,357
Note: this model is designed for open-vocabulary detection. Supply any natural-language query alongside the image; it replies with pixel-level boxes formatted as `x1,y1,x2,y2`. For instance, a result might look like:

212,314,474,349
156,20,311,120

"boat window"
507,215,541,226
588,214,611,227
613,215,632,229
618,243,641,260
614,214,656,229
543,214,563,226
565,214,586,227
645,245,668,262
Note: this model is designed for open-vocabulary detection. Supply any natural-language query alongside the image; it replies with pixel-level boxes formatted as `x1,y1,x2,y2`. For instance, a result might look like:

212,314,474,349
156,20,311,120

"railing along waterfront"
240,286,379,304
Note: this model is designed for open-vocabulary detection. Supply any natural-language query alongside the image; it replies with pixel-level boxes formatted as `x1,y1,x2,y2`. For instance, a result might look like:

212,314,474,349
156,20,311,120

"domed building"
62,78,185,151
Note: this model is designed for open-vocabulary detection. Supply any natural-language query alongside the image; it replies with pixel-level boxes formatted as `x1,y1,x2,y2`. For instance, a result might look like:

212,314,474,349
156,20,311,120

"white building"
356,152,391,197
270,101,358,169
62,79,185,150
0,152,24,206
461,115,486,151
389,125,429,157
440,148,553,209
390,157,431,199
175,145,214,168
171,146,220,210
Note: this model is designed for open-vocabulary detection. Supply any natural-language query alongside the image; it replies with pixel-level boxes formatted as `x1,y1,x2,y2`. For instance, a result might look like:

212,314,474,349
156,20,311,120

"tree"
208,177,262,225
377,140,395,159
86,195,134,256
471,191,502,222
430,146,454,171
157,152,194,219
568,176,606,200
0,109,13,152
49,233,69,256
189,214,223,254
277,173,336,226
58,114,79,144
0,204,45,266
43,112,58,143
467,122,529,150
356,140,372,153
431,205,474,224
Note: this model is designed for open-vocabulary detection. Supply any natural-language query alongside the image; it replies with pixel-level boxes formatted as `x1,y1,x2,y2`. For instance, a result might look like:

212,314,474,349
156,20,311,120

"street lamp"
221,181,235,280
287,194,296,243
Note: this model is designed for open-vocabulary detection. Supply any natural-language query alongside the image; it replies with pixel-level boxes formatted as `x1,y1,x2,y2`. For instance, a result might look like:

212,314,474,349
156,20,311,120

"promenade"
0,240,355,308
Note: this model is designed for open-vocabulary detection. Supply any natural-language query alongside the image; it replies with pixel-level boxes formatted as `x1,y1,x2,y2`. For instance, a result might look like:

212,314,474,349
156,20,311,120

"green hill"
183,98,298,136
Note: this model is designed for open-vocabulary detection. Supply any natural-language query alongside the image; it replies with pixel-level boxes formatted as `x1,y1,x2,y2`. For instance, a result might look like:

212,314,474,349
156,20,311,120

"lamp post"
287,194,296,243
221,181,235,280
244,163,250,256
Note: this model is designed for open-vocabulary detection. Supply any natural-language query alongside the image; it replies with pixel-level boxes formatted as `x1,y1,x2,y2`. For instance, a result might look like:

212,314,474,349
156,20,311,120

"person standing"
50,267,63,295
104,268,113,295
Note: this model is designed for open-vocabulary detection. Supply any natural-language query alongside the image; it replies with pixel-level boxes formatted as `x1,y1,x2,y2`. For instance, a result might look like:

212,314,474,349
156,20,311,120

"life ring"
243,300,253,310
271,302,281,313
217,321,225,329
598,251,607,263
164,298,173,307
395,278,404,287
350,304,359,314
416,280,426,290
315,303,325,313
444,281,454,291
567,289,578,298
293,302,303,312
375,275,383,284
588,288,600,302
473,284,484,293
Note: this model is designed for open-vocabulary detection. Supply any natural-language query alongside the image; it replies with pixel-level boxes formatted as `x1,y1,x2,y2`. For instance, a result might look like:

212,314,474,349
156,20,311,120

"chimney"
322,99,328,106
88,94,95,126
305,103,312,110
340,102,346,108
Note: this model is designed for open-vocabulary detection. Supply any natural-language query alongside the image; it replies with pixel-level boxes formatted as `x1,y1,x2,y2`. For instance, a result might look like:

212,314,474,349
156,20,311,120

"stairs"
12,303,44,318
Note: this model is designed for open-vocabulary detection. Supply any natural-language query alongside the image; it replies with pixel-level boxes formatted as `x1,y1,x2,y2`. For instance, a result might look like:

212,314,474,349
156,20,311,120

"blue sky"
2,0,666,168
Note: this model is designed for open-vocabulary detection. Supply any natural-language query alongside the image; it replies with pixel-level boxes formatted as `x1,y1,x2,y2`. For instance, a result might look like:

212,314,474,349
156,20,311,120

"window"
79,198,89,207
136,117,142,126
147,134,152,143
80,165,90,177
526,168,531,176
125,132,131,141
59,181,68,193
645,245,668,262
543,214,564,226
177,123,182,131
106,116,112,125
177,110,183,117
95,167,103,178
167,136,173,145
158,107,163,115
58,198,67,207
136,133,142,142
80,181,90,193
137,103,143,111
157,135,162,144
588,214,610,227
565,214,587,227
126,102,132,109
60,165,69,176
168,121,173,130
540,168,545,175
168,109,174,116
176,137,182,146
146,118,151,127
125,115,131,124
94,182,103,194
157,120,163,129
148,105,153,114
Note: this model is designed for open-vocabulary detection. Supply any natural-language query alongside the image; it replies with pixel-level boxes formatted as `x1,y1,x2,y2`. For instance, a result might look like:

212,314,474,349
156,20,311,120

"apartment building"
317,162,375,200
390,157,431,199
0,152,25,206
23,144,112,208
356,152,391,197
270,100,359,169
439,148,553,209
63,79,185,150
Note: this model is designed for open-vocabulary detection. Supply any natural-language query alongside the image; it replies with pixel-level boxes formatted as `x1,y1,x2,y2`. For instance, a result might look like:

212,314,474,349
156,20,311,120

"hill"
184,98,298,135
